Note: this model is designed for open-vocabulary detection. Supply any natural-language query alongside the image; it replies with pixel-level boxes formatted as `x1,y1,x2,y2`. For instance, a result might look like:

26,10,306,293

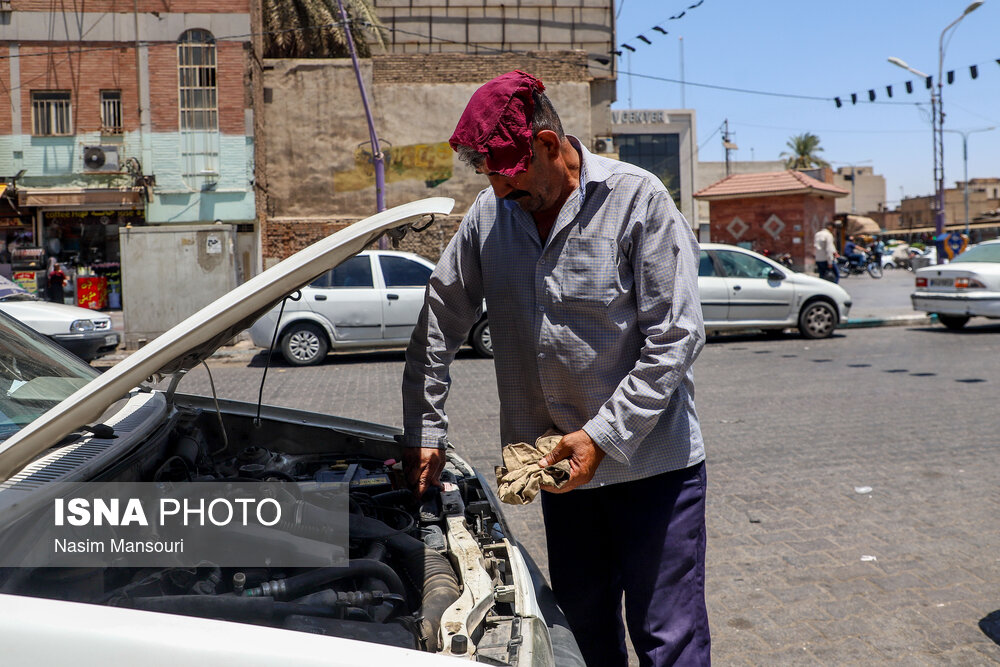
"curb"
841,313,936,329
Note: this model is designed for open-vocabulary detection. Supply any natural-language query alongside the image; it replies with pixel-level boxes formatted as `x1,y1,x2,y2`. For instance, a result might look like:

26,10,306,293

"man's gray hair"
455,88,565,171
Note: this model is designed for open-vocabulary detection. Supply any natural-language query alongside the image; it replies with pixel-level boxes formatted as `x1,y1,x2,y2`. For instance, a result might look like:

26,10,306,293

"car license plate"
929,278,952,287
105,334,118,345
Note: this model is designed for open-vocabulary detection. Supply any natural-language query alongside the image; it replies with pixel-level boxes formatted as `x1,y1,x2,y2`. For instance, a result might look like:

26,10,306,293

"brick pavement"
166,324,1000,664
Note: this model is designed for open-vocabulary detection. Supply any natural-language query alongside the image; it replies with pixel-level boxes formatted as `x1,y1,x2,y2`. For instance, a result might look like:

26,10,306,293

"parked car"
699,243,852,339
911,238,1000,329
0,198,583,666
0,275,120,361
249,250,491,366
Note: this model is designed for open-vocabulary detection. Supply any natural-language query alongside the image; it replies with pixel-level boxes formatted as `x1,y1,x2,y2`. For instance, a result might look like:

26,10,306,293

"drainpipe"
333,0,387,242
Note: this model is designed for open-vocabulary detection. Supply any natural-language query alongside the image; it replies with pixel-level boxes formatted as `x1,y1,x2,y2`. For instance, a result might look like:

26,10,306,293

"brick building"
694,170,848,273
0,0,256,304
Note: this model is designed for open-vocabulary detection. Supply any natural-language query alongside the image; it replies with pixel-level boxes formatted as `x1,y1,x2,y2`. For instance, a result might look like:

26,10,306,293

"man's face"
476,138,562,214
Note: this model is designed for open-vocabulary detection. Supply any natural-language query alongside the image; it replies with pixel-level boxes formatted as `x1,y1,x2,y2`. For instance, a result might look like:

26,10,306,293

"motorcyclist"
843,236,866,268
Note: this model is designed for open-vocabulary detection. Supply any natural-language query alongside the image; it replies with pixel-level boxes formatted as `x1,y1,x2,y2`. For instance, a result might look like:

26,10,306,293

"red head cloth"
449,70,546,178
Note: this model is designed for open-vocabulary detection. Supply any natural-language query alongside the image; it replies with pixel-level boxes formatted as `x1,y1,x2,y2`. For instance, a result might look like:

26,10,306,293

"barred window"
178,29,220,189
32,91,72,136
100,90,123,134
178,29,218,132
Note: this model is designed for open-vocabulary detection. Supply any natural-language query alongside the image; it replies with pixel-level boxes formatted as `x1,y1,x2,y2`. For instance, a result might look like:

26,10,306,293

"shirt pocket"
559,236,621,306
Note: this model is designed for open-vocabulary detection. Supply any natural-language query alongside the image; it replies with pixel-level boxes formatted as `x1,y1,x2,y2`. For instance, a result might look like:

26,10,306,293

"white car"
0,275,120,361
699,243,852,339
0,199,582,666
249,250,491,366
911,238,1000,329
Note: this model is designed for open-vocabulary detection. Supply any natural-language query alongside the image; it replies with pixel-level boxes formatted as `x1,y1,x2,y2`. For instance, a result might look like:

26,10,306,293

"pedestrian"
814,220,840,283
47,262,66,303
401,70,709,665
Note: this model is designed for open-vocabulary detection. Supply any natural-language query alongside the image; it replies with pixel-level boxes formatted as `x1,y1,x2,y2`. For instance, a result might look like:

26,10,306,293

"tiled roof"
693,170,850,200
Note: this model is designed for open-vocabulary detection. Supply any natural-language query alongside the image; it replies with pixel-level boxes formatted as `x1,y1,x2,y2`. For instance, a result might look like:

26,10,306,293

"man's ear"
534,130,562,159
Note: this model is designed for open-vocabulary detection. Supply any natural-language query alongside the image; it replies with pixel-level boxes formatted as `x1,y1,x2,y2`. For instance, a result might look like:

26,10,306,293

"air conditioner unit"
82,145,120,172
594,136,615,154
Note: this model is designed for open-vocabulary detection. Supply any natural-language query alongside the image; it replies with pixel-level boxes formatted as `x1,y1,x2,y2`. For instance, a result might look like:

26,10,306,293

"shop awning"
17,188,142,209
881,219,1000,236
842,214,882,236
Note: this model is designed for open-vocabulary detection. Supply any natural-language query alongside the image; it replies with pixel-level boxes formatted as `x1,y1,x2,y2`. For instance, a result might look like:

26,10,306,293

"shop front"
41,209,145,310
17,188,146,309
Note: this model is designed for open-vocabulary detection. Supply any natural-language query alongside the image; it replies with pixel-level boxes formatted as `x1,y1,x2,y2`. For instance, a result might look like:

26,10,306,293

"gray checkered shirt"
402,138,705,487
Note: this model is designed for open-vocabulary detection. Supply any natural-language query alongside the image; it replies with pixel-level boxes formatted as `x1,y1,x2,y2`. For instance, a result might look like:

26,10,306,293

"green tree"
263,0,387,58
780,132,830,169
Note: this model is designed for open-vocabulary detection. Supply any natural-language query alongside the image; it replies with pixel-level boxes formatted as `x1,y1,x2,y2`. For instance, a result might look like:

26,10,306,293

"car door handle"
386,293,399,301
732,285,741,291
314,294,327,301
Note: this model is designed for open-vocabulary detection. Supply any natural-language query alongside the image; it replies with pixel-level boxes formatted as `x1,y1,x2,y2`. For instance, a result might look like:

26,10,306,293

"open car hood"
0,197,454,481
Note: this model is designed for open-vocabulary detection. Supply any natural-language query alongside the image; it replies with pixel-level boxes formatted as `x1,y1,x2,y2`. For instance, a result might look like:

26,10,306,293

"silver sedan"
699,243,853,339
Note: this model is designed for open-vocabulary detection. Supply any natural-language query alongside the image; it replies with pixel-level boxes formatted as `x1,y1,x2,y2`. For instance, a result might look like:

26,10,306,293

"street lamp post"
889,1,984,263
944,126,996,235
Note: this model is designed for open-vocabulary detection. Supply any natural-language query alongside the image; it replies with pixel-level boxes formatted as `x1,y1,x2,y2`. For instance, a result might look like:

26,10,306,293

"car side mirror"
768,269,785,281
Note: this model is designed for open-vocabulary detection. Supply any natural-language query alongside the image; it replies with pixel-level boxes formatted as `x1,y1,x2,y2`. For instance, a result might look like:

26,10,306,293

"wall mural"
333,141,454,192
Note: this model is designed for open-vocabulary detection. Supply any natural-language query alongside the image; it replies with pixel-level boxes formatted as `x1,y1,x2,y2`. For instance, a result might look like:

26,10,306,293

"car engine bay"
0,396,536,664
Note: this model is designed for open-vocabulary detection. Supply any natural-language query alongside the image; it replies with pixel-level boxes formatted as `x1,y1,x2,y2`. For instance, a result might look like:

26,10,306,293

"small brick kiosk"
694,171,848,273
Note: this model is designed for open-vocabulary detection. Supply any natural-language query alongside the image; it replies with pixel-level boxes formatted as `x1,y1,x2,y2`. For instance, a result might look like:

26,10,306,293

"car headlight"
70,319,95,332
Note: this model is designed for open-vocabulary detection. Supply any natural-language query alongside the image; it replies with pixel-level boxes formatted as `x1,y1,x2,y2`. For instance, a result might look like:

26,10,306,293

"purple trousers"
541,462,710,667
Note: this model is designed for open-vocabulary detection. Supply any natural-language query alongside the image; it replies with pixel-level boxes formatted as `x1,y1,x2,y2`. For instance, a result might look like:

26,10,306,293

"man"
814,220,840,283
843,235,865,268
401,71,709,665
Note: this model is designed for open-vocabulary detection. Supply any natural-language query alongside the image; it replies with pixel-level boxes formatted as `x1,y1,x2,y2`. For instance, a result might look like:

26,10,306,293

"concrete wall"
368,1,616,136
261,52,592,264
832,166,886,215
120,224,237,347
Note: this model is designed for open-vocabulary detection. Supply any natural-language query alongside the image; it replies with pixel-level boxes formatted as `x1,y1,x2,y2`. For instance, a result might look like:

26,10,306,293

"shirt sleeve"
400,205,486,449
581,190,705,464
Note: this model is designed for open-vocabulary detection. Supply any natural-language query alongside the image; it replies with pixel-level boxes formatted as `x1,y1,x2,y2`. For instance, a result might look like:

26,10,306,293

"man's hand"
538,429,606,493
403,446,446,499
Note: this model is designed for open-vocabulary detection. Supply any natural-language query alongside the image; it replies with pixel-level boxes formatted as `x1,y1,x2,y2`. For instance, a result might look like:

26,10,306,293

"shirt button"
547,396,555,403
537,305,545,312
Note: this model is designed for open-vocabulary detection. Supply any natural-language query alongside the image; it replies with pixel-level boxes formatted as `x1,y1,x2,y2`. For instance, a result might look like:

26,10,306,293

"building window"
617,133,681,202
178,29,220,189
31,91,72,136
100,90,123,134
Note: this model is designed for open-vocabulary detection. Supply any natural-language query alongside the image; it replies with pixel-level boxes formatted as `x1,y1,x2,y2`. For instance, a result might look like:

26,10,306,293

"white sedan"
0,275,119,361
911,238,1000,329
699,243,852,339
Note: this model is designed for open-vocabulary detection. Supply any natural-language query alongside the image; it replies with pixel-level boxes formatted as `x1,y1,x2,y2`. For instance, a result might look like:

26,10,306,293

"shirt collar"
567,135,613,206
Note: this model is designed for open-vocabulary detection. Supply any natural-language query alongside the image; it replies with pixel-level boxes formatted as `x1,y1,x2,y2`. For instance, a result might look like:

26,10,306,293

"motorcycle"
836,251,882,278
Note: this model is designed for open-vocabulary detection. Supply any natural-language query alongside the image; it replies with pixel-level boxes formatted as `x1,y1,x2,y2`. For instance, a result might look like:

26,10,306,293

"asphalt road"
168,322,1000,664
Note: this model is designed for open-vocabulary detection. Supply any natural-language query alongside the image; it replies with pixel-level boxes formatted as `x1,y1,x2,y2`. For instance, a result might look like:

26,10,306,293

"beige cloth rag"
494,430,571,505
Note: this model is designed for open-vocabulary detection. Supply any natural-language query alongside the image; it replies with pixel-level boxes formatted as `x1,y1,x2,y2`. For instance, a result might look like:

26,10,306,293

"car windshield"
0,314,99,441
0,276,35,301
951,243,1000,264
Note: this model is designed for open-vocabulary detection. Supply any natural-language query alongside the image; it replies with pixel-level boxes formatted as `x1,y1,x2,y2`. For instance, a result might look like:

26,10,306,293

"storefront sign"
13,271,37,293
611,110,668,125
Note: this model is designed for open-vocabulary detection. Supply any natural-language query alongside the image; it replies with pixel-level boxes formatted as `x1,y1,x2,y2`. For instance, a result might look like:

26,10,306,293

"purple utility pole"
334,0,387,243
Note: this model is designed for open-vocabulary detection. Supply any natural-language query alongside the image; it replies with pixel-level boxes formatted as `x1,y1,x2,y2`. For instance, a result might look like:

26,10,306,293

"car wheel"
470,318,493,358
938,314,969,330
280,323,329,366
798,301,837,339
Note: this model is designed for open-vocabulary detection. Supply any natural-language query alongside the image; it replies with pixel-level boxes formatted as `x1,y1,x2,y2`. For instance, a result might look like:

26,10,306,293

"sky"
611,0,1000,208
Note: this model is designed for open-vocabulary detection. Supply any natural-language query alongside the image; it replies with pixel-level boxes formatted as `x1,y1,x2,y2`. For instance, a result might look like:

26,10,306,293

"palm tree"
780,132,830,170
263,0,387,58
